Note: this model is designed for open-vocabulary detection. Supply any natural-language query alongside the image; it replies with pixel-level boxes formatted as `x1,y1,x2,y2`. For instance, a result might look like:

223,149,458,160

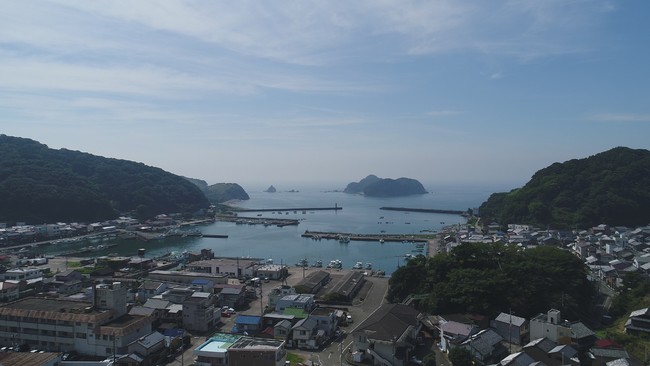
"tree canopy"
388,243,595,320
479,147,650,228
0,135,209,223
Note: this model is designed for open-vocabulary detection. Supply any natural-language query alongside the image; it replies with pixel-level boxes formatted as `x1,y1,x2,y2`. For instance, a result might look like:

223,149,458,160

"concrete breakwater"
301,230,429,243
380,206,467,215
232,206,342,212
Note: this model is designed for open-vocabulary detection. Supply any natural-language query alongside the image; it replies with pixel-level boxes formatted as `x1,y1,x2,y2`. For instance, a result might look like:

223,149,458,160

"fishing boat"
352,261,363,269
295,258,308,267
311,260,323,268
365,263,372,270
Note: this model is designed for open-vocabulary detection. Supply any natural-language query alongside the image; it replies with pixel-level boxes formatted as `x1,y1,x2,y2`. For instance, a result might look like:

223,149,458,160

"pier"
380,206,467,215
216,215,299,227
301,230,430,243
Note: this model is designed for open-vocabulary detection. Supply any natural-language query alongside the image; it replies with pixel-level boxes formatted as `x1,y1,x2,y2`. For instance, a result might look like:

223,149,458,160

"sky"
1,1,649,190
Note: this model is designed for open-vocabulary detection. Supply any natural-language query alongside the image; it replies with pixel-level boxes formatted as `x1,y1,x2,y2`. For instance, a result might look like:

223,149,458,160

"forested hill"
344,175,427,197
0,135,210,223
185,178,250,203
479,147,650,228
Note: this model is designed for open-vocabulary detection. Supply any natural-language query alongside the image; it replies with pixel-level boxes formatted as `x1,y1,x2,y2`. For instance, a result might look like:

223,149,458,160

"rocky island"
344,175,428,197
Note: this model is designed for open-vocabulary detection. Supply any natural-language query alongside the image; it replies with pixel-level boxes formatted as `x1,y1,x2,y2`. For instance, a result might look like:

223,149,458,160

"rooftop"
230,336,284,350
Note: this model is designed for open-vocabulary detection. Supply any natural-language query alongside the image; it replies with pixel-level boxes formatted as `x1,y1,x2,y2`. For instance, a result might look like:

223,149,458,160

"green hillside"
186,178,250,203
0,135,210,223
479,147,650,228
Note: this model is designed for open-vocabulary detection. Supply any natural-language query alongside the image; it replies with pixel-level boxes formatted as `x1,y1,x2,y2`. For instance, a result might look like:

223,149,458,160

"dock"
301,230,429,243
380,206,467,215
216,215,299,227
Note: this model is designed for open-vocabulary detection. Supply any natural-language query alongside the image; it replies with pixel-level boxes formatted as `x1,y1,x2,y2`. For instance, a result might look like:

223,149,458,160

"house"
234,315,262,334
46,269,84,295
439,320,479,352
274,320,292,340
214,284,246,309
268,285,296,308
137,281,169,302
458,328,507,364
624,308,650,334
498,351,536,366
291,317,324,350
0,281,19,302
492,312,529,345
123,331,166,366
351,303,422,366
309,307,338,337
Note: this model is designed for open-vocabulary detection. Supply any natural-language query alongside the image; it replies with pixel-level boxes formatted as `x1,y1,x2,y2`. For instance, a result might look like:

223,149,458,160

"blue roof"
236,315,262,325
192,279,210,285
163,328,186,337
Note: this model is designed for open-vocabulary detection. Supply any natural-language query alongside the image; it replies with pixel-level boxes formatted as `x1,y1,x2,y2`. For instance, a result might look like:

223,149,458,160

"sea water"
47,183,505,275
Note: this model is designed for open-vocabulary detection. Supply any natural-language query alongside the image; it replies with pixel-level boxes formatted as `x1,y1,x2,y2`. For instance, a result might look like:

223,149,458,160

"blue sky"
1,1,649,190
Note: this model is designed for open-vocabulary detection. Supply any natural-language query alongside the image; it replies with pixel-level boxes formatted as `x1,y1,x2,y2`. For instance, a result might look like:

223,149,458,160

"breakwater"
233,206,342,212
301,230,429,243
380,206,466,215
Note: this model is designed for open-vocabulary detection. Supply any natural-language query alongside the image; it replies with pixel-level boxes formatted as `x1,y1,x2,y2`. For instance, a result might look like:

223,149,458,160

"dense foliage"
388,243,594,319
344,175,427,197
186,178,249,203
0,135,209,223
479,147,650,228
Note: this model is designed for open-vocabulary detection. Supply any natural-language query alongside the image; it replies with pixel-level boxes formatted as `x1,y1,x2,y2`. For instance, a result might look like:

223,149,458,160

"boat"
338,235,350,244
311,260,323,268
404,253,414,260
327,259,342,269
352,261,363,269
379,238,385,244
365,263,372,270
295,258,308,267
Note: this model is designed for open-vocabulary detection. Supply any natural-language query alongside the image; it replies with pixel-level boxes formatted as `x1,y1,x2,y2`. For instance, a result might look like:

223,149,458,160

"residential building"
123,331,167,366
137,281,169,302
624,308,650,334
459,328,507,364
0,282,19,302
268,286,296,309
492,312,529,345
529,309,572,343
182,292,218,332
351,303,422,366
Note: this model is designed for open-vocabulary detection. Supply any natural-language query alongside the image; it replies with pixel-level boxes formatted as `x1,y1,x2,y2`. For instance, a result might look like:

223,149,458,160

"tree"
448,347,472,366
423,353,436,366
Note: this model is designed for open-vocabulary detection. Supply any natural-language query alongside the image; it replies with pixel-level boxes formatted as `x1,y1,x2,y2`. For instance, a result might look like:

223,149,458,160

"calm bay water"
47,183,503,275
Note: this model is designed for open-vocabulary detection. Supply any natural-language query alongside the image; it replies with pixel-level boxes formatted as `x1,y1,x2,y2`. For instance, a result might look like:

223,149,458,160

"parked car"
409,356,423,365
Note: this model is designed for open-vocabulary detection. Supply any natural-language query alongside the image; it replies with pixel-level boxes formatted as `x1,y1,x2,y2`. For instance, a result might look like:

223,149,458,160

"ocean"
45,183,505,275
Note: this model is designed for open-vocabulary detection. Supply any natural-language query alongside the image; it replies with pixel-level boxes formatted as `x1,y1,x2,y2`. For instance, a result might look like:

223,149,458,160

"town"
0,215,649,366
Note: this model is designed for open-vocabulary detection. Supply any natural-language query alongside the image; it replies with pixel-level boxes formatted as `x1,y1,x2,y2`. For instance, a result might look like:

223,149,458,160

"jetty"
380,206,467,215
301,230,429,243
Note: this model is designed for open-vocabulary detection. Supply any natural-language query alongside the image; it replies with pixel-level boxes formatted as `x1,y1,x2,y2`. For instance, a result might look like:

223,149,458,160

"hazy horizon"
2,1,648,187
